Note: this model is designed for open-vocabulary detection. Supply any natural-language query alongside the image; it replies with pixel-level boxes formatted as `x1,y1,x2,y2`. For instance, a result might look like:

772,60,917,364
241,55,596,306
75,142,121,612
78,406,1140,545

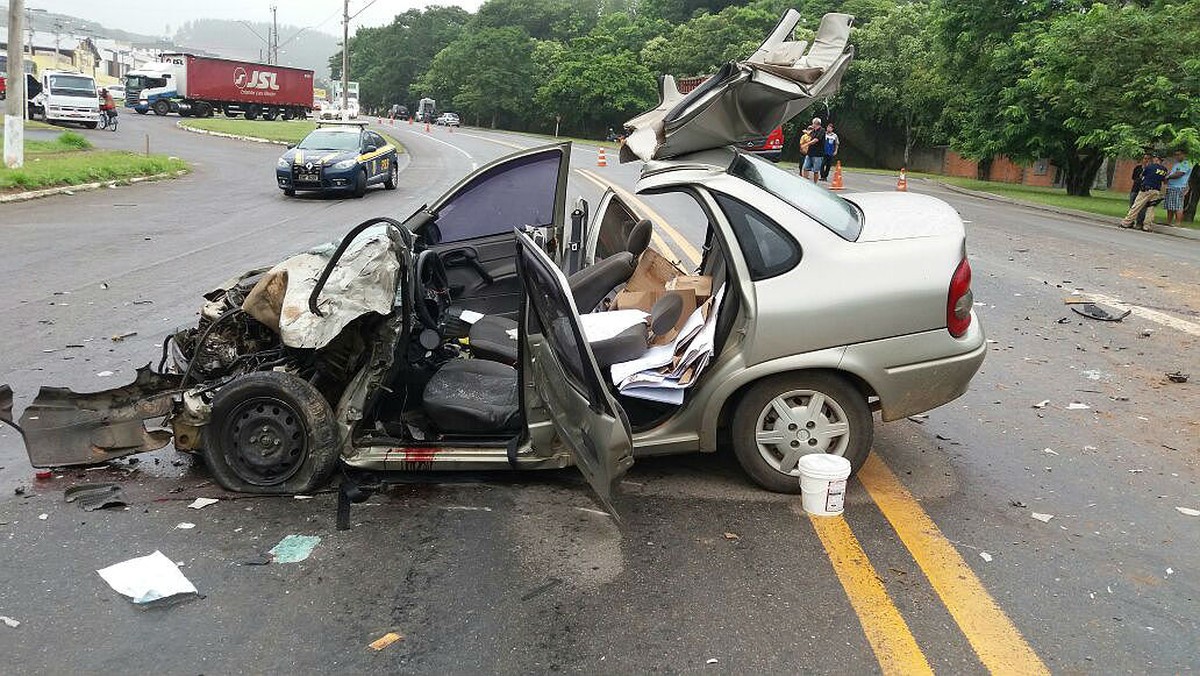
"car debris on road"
96,550,198,605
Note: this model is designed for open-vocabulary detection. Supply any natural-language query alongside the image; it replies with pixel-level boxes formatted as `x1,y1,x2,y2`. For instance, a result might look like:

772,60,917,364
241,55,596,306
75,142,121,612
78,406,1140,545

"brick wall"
942,150,1059,187
1111,159,1140,193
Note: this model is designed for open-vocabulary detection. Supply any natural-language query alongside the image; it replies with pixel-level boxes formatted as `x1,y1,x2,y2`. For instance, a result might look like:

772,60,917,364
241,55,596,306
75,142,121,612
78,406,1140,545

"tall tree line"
334,0,1199,201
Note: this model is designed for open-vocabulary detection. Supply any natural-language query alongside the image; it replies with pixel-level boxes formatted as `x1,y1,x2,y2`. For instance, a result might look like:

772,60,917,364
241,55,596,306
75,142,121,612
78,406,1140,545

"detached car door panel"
516,231,634,509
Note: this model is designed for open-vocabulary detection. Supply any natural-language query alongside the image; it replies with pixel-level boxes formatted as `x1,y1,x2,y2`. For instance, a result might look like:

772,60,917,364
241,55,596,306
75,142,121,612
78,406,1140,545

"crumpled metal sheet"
19,365,182,468
621,10,855,163
261,230,400,350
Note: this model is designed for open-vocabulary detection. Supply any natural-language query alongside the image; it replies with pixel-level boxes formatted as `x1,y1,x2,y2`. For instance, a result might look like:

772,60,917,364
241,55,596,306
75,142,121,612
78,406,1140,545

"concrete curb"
937,181,1200,242
0,170,190,204
176,121,290,146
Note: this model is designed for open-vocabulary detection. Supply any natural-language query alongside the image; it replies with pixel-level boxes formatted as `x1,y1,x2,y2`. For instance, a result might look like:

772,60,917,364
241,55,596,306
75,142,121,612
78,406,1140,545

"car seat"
467,219,653,364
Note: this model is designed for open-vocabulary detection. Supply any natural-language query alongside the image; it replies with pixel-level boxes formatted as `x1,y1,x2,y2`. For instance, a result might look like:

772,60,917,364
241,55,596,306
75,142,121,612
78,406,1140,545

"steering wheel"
414,249,451,330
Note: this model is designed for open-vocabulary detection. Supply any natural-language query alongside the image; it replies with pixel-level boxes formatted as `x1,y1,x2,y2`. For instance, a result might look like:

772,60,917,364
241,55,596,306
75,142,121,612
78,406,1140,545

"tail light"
947,258,973,337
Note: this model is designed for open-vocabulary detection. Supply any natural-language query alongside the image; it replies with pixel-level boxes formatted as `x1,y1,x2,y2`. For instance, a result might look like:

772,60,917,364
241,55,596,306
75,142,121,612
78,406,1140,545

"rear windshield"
298,130,361,151
729,154,862,241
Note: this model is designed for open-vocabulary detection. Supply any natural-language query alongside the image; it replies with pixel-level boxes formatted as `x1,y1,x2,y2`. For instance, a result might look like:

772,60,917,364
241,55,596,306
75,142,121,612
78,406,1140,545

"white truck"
29,70,99,128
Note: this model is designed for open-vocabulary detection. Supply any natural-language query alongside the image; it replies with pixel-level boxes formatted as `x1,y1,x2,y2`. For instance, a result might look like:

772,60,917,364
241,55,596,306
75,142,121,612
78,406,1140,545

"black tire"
194,101,213,118
152,100,170,116
730,372,873,494
136,108,148,115
108,115,118,132
225,110,239,118
245,105,261,120
263,108,279,121
384,160,397,190
203,371,340,494
281,108,293,121
84,121,98,129
283,188,295,196
352,168,367,198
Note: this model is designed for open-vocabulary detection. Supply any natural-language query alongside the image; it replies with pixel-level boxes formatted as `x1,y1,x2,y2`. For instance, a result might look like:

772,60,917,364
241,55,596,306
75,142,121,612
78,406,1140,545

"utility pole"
6,0,26,168
341,0,349,120
270,3,278,65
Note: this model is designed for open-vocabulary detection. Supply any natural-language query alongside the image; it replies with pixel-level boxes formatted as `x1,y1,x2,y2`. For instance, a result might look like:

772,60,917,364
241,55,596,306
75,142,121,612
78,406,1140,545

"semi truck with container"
125,54,314,120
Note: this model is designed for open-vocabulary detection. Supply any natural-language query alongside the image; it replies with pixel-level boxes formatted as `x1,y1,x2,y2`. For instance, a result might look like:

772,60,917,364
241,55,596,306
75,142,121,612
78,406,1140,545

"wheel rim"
220,396,308,486
754,388,851,476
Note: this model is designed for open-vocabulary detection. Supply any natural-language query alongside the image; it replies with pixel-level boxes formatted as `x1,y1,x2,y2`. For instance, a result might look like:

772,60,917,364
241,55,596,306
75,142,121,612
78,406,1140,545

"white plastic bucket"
797,454,852,516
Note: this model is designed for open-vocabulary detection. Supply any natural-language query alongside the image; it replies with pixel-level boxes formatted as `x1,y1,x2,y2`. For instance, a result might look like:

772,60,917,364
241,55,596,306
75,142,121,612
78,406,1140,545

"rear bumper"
840,313,986,421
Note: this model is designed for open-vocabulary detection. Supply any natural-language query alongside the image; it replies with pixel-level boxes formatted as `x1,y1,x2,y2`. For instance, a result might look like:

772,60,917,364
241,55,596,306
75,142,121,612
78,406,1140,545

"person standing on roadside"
801,117,826,183
1121,152,1168,231
1165,148,1193,228
820,122,839,181
1129,153,1150,206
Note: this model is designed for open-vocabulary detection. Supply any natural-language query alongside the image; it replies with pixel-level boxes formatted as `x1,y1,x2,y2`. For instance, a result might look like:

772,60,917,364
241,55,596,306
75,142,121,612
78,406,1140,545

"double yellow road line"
813,455,1049,675
443,129,1049,673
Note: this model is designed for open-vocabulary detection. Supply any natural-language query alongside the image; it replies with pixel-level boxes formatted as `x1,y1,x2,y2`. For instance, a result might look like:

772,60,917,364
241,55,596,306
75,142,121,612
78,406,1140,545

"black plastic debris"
1071,303,1131,322
64,483,127,511
1166,371,1189,384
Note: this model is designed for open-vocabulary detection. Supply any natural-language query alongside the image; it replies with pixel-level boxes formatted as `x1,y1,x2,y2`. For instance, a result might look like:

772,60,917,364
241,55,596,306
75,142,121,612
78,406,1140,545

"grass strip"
179,118,404,152
0,150,188,191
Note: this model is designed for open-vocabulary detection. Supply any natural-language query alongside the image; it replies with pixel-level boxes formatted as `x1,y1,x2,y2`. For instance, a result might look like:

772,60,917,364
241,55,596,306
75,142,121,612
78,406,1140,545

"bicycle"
99,109,119,132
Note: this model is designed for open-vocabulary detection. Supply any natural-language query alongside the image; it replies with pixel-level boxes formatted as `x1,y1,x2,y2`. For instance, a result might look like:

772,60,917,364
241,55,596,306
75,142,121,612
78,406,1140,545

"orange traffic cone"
896,168,908,192
830,161,845,191
408,117,413,125
425,122,431,133
597,148,608,167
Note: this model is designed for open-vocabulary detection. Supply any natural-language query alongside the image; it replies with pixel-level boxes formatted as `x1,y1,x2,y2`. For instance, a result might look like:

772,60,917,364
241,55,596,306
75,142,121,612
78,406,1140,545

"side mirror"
286,143,296,149
364,144,378,153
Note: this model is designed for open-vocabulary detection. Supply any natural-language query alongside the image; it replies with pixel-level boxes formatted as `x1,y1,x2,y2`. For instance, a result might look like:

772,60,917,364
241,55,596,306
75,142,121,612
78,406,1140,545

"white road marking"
403,128,475,168
1077,291,1200,337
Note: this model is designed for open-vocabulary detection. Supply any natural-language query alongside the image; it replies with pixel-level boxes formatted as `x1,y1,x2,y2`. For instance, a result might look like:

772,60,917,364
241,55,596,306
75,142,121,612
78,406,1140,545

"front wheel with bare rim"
731,372,872,493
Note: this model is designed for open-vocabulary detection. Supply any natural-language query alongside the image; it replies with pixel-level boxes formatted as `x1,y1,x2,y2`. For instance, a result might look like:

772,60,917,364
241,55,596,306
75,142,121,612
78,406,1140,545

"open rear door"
583,189,645,267
516,231,633,509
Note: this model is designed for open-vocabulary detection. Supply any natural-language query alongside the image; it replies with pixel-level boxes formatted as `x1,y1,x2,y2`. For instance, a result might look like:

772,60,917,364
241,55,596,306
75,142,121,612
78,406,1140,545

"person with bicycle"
99,88,118,129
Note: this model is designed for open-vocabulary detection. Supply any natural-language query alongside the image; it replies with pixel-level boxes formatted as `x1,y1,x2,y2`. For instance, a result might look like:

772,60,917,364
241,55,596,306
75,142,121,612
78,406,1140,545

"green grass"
179,118,404,152
0,113,56,130
1,131,188,192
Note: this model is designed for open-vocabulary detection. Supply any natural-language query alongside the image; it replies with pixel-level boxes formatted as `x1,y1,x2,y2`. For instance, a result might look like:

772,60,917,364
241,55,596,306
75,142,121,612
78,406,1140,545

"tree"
641,4,781,77
536,44,658,135
416,26,539,128
845,2,947,166
474,0,602,41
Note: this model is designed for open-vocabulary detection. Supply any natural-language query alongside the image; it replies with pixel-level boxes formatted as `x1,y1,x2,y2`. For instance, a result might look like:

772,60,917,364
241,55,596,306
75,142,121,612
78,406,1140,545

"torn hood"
621,10,855,163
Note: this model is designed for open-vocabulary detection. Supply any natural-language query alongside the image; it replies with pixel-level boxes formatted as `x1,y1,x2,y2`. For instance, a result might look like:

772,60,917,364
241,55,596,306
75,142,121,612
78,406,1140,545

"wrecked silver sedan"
2,10,985,503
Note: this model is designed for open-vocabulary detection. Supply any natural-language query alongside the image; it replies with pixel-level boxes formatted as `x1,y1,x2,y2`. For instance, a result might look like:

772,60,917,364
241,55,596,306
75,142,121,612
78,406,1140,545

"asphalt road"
0,114,1197,674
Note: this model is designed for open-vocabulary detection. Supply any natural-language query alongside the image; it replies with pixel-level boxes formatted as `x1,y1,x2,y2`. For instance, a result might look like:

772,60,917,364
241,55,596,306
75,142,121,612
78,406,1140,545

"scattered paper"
979,552,993,562
269,534,321,563
0,616,19,628
1176,507,1200,517
707,658,719,665
96,551,198,604
293,495,314,500
458,309,484,324
723,532,740,541
579,309,648,343
1032,400,1050,409
1166,567,1173,576
96,371,115,378
37,513,48,520
1066,402,1091,410
1031,512,1055,523
188,498,219,510
369,632,404,651
1043,448,1059,456
176,522,196,530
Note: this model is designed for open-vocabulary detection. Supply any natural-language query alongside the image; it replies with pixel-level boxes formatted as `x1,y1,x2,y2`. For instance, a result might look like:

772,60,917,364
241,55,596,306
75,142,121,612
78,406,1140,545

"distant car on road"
275,121,398,198
435,112,460,127
742,127,785,162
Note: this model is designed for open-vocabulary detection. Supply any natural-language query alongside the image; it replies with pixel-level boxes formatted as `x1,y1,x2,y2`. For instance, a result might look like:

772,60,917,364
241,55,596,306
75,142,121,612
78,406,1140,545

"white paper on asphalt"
96,550,198,604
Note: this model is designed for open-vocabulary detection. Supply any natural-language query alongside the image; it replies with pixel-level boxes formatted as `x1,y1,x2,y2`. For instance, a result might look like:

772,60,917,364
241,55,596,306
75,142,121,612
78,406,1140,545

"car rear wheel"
204,371,339,494
352,168,367,198
384,161,397,190
731,372,872,494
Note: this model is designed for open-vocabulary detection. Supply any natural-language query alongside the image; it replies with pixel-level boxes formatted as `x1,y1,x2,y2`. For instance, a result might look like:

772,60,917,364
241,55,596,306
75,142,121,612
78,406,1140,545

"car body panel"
621,11,854,162
516,231,634,507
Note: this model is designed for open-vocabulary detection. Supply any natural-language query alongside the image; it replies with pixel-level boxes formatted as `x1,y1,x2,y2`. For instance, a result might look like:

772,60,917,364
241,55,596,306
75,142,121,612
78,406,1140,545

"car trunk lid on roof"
620,10,855,163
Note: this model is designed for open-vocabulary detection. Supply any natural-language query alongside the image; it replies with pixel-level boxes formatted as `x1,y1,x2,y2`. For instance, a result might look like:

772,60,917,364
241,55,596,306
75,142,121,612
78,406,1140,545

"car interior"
361,189,739,447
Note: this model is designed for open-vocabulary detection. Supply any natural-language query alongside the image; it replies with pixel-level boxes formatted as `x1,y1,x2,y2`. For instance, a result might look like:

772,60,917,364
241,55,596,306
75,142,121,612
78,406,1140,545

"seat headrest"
627,219,653,257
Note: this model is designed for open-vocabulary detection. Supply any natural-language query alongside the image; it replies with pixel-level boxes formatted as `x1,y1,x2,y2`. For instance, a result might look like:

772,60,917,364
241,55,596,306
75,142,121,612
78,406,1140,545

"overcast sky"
33,0,481,37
